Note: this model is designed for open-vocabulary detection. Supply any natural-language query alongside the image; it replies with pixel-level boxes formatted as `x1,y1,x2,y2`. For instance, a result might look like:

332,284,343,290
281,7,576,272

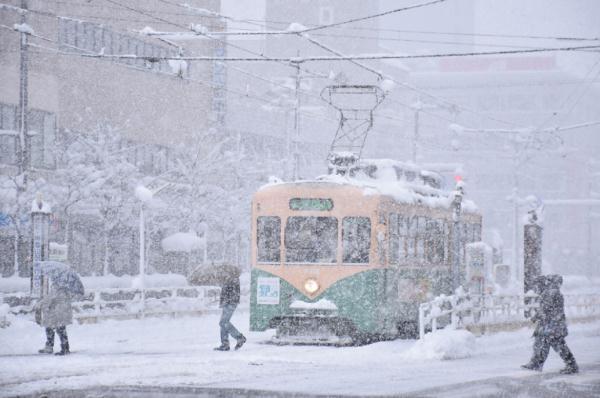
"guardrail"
418,290,600,339
1,286,222,324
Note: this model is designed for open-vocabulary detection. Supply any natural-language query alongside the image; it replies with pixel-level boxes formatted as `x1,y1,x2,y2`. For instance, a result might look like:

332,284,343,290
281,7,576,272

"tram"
249,159,482,343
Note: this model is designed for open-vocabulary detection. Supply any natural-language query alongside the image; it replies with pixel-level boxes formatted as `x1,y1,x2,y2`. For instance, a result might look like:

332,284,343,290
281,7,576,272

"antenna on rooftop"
321,85,385,176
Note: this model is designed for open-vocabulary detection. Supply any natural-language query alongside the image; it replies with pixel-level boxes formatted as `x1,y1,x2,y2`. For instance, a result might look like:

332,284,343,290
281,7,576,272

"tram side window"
415,216,427,262
257,216,281,263
425,219,446,264
285,216,338,263
389,214,408,265
342,217,371,264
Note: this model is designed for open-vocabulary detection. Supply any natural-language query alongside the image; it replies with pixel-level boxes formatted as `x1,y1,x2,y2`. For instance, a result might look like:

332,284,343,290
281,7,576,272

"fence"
418,289,600,339
1,286,222,324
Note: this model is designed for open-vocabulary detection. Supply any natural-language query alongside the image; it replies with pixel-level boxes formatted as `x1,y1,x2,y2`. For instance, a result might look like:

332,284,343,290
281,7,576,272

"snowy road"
1,312,599,397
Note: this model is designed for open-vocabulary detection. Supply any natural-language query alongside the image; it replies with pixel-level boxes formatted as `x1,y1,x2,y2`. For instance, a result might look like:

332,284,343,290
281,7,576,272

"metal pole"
511,142,520,287
18,0,29,179
139,204,145,316
452,183,463,291
139,205,145,281
292,59,300,181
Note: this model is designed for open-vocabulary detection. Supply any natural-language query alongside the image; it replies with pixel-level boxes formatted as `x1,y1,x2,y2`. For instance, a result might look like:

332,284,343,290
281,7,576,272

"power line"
52,44,600,62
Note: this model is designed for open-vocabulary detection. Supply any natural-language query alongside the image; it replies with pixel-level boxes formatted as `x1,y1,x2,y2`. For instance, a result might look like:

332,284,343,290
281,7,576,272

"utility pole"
18,0,30,181
292,57,301,181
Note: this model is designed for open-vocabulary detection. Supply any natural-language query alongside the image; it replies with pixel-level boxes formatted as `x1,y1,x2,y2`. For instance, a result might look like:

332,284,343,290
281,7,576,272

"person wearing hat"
521,275,578,374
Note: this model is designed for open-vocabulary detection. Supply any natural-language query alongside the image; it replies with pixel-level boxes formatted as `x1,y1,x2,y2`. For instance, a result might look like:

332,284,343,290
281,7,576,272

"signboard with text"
257,277,280,305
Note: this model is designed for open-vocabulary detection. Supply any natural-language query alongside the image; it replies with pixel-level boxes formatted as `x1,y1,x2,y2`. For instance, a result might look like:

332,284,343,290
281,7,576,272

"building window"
0,104,55,168
0,103,17,165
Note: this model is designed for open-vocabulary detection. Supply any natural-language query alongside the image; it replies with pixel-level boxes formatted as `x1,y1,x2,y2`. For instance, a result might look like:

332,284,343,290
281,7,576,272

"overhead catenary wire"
5,2,599,133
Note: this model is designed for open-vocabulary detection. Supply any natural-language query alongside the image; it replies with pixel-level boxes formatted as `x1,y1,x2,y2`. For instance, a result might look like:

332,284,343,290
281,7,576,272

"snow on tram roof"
259,159,478,213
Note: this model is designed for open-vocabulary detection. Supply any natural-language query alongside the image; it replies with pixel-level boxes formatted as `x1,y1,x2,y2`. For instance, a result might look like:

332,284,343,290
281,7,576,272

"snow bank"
161,232,205,253
0,276,29,293
0,274,189,293
402,328,477,360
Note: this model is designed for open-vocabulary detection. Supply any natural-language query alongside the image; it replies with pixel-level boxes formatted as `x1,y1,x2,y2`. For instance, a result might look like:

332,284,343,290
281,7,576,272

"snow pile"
139,26,156,35
135,185,154,202
379,78,395,93
161,231,205,253
286,22,307,32
13,23,34,35
30,198,51,213
402,328,477,360
0,276,29,293
290,299,338,311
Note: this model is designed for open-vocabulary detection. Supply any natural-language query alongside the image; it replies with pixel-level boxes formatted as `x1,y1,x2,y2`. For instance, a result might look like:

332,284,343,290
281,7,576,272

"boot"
214,344,230,351
38,345,53,354
559,363,579,374
234,335,247,350
521,363,542,371
55,342,70,356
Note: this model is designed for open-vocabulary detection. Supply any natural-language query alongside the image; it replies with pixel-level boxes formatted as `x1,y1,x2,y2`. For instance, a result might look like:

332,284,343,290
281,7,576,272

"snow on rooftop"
259,159,478,213
30,198,51,214
286,22,307,32
13,23,33,35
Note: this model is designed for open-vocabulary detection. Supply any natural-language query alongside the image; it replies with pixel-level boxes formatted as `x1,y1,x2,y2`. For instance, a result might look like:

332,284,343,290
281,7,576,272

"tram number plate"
257,277,280,305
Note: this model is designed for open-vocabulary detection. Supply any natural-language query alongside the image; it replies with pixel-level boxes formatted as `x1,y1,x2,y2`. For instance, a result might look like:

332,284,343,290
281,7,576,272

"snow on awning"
161,232,205,253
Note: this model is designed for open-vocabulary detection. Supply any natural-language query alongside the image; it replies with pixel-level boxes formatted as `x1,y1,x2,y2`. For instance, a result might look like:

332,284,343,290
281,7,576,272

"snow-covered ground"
1,312,599,397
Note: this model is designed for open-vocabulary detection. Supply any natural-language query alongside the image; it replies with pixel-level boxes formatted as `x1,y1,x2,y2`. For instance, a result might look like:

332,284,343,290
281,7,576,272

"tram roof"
258,159,479,213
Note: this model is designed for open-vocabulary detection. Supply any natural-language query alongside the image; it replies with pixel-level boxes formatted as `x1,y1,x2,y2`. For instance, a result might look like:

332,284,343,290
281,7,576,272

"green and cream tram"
249,160,482,343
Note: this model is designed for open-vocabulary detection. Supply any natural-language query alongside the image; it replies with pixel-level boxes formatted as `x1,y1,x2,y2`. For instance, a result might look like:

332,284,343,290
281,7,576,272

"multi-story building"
0,0,223,276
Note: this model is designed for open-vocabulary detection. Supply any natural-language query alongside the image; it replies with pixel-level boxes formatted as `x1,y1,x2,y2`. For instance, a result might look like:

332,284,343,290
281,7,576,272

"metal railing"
418,290,600,339
71,286,222,321
1,286,222,324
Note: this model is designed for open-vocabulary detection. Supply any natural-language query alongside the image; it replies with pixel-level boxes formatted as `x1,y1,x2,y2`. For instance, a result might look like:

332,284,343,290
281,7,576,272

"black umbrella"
188,264,240,286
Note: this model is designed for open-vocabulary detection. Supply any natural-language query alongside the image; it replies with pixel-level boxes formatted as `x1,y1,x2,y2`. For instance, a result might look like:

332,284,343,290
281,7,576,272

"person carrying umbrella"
33,261,84,356
214,265,246,351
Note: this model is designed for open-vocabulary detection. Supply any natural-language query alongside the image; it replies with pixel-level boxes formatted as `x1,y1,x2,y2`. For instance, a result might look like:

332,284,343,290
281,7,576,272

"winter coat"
34,288,73,328
533,275,568,339
219,278,240,307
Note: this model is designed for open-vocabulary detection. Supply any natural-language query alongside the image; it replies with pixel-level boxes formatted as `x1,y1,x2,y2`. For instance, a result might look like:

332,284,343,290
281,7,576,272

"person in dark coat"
34,286,72,355
214,266,246,351
522,275,578,374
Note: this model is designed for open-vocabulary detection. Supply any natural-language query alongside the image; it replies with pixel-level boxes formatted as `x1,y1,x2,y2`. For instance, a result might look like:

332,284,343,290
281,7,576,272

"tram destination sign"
289,198,334,211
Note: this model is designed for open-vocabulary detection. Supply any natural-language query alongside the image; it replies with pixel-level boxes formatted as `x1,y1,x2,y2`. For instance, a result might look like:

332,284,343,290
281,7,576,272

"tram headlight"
304,278,319,294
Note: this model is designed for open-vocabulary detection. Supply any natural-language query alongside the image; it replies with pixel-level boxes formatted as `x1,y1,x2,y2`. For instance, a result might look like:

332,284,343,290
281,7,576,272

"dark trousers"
530,334,577,369
45,326,69,349
219,304,243,345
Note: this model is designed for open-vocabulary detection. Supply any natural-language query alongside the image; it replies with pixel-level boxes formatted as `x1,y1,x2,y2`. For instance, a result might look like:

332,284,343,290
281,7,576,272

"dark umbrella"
37,261,85,298
188,263,240,286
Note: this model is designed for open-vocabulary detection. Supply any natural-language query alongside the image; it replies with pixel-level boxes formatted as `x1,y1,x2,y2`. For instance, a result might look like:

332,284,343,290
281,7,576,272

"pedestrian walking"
34,286,73,355
214,265,246,351
521,274,578,374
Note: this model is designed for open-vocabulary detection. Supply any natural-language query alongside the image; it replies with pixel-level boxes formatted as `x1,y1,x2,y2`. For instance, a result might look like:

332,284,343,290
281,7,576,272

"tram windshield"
285,216,337,263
